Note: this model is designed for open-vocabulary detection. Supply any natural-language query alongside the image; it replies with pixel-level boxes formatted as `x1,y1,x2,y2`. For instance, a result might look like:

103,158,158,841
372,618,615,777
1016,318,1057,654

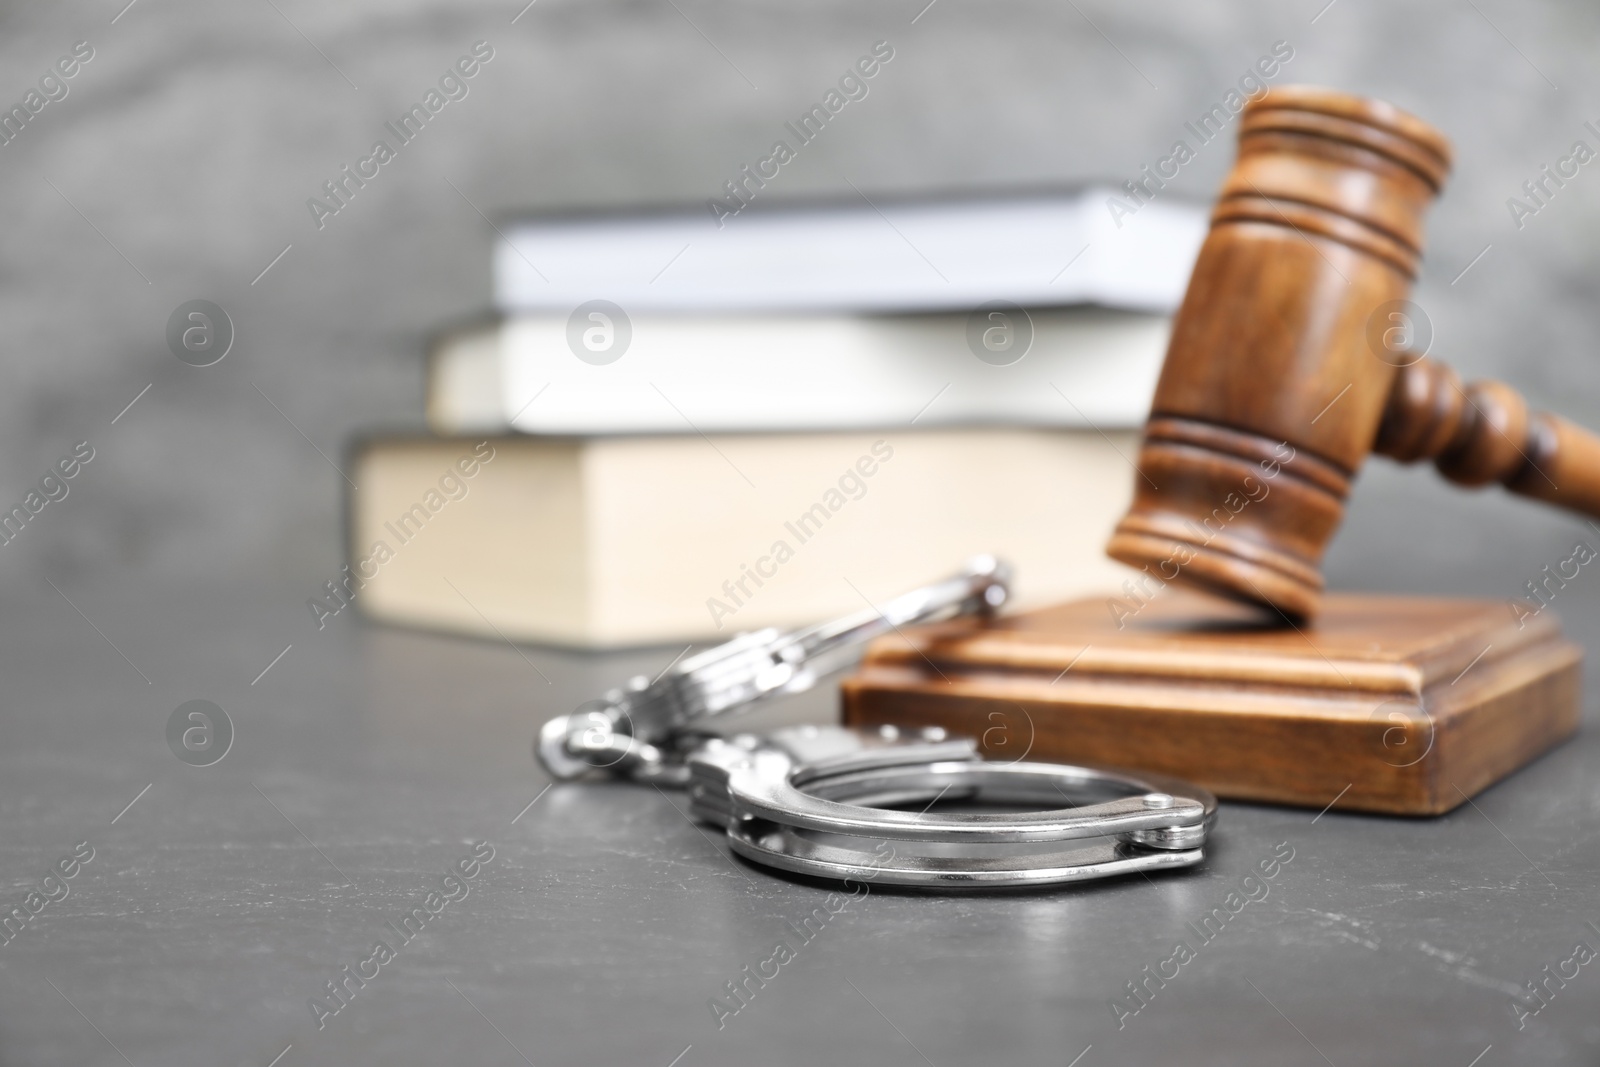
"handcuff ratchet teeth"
536,556,1012,786
534,557,1219,888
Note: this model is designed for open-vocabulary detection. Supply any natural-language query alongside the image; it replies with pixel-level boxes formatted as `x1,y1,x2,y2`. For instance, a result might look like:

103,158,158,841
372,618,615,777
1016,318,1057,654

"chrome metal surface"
725,824,1206,888
534,557,1010,783
533,560,1216,889
686,725,1218,888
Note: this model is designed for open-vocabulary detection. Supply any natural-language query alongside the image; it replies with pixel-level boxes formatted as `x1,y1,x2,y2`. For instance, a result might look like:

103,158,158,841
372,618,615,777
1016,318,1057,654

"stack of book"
348,188,1206,647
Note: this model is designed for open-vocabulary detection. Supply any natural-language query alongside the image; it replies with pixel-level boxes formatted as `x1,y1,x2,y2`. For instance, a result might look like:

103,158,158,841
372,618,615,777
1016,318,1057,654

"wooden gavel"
1107,85,1600,620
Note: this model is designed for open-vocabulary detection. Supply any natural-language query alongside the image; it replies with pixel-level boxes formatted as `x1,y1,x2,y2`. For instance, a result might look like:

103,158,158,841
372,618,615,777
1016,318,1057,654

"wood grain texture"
840,591,1580,815
1376,356,1600,518
1106,85,1600,619
1106,87,1452,619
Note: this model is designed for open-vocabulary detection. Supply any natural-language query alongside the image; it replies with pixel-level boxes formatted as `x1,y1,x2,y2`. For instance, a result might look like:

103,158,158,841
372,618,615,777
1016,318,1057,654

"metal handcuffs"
535,558,1218,887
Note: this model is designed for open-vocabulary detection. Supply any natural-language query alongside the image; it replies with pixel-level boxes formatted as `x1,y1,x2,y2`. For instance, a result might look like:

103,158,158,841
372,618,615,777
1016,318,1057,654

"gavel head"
1105,86,1453,620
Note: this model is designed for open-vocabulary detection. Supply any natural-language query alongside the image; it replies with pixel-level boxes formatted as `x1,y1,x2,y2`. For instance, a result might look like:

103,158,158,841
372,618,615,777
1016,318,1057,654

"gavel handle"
1375,356,1600,517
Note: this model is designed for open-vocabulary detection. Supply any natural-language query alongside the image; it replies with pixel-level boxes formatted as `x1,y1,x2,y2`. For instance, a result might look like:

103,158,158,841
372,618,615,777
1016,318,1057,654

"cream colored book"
347,430,1137,648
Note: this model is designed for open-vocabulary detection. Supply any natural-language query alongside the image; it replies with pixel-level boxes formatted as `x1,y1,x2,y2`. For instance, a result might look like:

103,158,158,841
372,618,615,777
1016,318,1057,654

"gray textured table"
2,574,1596,1067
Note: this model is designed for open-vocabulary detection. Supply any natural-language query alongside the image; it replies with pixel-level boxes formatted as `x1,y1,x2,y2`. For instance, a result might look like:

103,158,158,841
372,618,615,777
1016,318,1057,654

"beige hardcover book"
348,430,1137,648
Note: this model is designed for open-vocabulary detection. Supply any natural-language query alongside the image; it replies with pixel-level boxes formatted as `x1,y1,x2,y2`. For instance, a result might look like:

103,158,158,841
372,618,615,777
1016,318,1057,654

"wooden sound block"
839,592,1581,815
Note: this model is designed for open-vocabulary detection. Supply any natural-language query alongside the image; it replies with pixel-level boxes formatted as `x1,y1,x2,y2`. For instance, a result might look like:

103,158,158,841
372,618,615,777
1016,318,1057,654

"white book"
493,189,1206,314
426,307,1172,436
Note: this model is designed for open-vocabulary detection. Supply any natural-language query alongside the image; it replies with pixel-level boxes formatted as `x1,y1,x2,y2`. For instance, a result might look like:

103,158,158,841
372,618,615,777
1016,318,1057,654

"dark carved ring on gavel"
1107,85,1600,620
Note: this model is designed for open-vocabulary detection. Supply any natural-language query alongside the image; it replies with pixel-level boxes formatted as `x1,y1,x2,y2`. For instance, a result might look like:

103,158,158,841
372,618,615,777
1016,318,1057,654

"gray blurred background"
1,0,1597,616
